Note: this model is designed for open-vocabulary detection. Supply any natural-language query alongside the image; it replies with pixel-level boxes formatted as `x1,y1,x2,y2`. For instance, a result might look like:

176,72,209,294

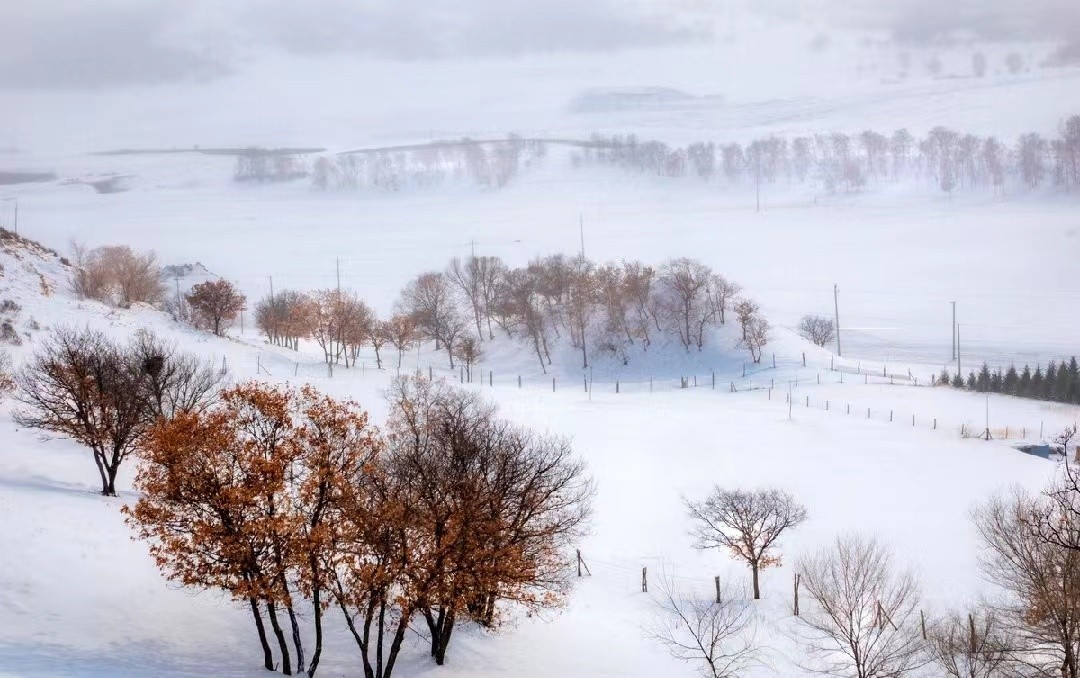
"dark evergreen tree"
990,368,1004,393
1017,364,1032,397
938,367,951,385
1032,365,1044,397
1054,359,1071,402
967,371,977,390
1045,362,1058,400
1003,365,1019,395
1069,357,1080,403
976,363,992,392
951,371,965,388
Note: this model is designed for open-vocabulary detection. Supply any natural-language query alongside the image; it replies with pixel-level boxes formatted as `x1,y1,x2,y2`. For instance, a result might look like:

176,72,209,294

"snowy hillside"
1,3,1080,676
0,217,1076,677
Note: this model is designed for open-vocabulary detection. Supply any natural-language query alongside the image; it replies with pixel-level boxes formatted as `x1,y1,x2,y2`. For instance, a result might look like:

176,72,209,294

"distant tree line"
254,252,770,373
575,114,1080,194
938,357,1080,405
309,137,546,193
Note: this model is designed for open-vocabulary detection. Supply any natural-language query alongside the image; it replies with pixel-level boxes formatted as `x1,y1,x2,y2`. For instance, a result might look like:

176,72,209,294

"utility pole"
833,283,842,356
336,257,341,294
579,214,585,261
957,324,962,379
12,199,16,235
951,301,957,361
269,275,274,303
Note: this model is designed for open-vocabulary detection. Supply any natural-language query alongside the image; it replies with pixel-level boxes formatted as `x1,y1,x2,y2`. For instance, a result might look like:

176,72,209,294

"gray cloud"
0,2,228,89
754,0,1080,45
3,0,1078,90
247,0,705,58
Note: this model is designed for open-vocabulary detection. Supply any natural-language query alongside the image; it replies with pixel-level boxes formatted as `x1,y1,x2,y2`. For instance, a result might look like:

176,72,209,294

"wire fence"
216,343,1078,451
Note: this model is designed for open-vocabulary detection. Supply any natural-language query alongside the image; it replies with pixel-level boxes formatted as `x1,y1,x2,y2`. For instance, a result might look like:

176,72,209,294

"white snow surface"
0,23,1079,677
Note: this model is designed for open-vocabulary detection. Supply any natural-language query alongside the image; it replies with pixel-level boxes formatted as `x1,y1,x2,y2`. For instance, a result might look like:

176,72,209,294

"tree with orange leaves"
186,279,246,337
685,487,807,600
127,382,382,677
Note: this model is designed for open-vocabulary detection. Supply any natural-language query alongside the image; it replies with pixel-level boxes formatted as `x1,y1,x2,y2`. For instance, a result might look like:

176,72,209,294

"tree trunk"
266,601,292,675
104,455,120,496
751,563,761,600
308,585,323,677
434,609,456,665
248,597,275,671
92,450,110,495
284,596,304,674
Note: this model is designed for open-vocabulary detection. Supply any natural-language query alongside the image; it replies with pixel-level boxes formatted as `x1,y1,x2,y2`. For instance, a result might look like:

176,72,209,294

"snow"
0,17,1079,677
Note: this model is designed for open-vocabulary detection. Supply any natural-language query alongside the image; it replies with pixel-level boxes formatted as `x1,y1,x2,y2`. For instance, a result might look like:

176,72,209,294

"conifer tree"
967,371,977,390
1032,365,1045,397
977,363,992,392
1045,362,1058,400
951,372,965,388
1018,365,1032,397
1004,365,1019,395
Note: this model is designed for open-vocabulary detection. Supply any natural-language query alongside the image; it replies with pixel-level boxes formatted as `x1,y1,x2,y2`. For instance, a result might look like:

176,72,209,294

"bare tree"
740,316,770,364
658,258,715,352
454,336,482,382
975,488,1080,677
734,299,760,341
797,534,927,678
927,608,1011,678
686,487,807,599
128,329,222,419
385,313,419,369
1055,424,1078,457
646,573,759,678
400,272,451,350
799,315,836,348
70,244,166,308
447,256,485,340
13,328,219,496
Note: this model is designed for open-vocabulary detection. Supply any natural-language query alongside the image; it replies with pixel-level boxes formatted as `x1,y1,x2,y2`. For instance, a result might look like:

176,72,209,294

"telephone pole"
951,301,957,361
579,214,585,261
833,283,842,356
957,323,962,379
269,275,274,303
336,258,341,293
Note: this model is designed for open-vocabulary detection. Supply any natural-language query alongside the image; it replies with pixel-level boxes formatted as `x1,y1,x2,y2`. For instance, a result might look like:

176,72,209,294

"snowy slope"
0,229,1075,677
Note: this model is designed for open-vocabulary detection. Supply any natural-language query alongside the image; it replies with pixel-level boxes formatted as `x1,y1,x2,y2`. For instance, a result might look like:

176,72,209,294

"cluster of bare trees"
12,328,223,495
253,253,767,373
254,289,408,370
126,376,593,677
70,243,166,308
311,137,546,193
668,464,1080,678
798,314,837,348
576,115,1080,194
399,253,764,371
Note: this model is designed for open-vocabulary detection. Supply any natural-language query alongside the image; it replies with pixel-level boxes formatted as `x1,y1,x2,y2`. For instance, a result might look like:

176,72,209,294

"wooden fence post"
428,366,432,380
294,361,299,377
642,567,648,593
518,375,522,389
489,370,493,387
616,380,620,394
553,377,556,392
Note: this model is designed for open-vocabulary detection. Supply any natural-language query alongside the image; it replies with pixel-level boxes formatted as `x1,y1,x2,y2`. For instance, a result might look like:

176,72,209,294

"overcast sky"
1,0,1078,89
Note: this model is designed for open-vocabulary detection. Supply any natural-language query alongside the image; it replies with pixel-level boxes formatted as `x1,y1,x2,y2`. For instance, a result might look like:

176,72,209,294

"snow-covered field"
2,12,1080,677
